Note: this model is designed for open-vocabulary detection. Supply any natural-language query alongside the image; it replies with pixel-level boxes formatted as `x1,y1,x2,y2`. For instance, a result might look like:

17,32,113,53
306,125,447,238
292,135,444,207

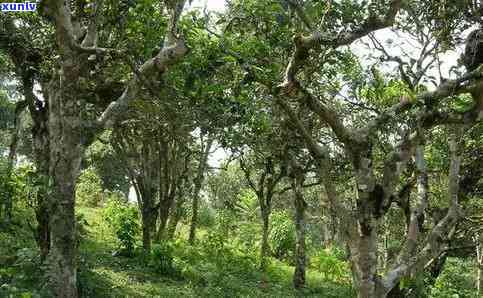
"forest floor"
1,205,477,297
0,204,353,297
75,207,354,297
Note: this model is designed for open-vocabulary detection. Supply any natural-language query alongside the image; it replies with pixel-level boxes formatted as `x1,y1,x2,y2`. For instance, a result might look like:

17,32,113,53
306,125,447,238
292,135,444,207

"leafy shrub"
429,257,476,298
269,210,295,261
235,220,259,251
149,243,176,275
103,197,139,255
311,247,351,283
197,203,215,228
201,210,240,263
76,213,89,245
0,245,45,297
0,166,14,216
203,231,226,256
76,168,104,207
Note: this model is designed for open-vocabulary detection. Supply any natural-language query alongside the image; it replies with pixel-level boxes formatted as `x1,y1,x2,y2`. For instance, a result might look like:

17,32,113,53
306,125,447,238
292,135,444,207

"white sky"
361,28,471,78
189,0,226,12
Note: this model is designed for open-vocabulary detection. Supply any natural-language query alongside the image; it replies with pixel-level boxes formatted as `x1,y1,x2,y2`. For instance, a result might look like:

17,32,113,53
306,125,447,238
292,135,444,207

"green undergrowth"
1,205,478,297
76,206,354,297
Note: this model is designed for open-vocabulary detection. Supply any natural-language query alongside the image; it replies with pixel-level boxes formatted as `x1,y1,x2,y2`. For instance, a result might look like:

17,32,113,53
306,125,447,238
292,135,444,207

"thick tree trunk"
356,222,382,298
188,137,213,244
352,192,382,298
292,175,307,289
48,156,81,298
156,203,171,240
140,187,157,251
46,69,83,297
141,214,153,251
48,181,78,298
260,207,270,270
352,167,385,298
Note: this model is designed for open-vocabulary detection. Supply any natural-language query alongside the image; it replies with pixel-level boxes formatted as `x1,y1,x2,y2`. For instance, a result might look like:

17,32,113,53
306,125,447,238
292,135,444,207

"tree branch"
382,129,464,294
361,65,483,136
279,0,403,91
96,0,188,128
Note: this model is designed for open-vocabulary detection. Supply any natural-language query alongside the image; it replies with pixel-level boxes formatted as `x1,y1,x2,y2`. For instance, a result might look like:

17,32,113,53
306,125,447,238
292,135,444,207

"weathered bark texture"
157,201,173,241
292,165,307,289
46,76,83,297
188,136,213,244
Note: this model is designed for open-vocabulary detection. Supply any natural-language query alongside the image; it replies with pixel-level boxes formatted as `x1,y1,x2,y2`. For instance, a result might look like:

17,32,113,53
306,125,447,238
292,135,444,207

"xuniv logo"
1,2,37,12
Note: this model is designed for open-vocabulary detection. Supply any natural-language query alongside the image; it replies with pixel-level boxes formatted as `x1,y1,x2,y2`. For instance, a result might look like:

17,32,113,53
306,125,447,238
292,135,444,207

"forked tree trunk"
17,1,188,295
292,174,307,289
